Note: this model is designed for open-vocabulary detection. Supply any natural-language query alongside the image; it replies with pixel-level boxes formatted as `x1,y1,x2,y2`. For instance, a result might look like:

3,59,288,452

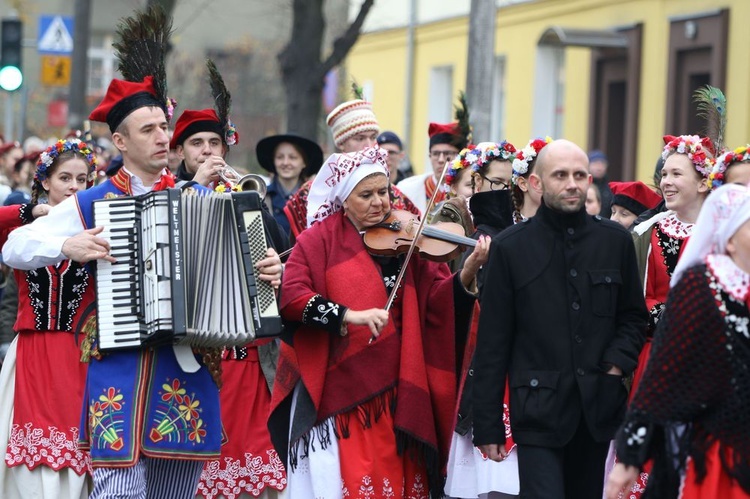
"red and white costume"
0,203,93,498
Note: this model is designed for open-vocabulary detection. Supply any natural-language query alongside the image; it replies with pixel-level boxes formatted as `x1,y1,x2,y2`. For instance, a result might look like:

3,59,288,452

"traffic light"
0,18,22,92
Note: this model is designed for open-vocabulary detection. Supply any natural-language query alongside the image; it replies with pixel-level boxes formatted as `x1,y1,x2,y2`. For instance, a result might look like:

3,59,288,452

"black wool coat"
472,201,647,448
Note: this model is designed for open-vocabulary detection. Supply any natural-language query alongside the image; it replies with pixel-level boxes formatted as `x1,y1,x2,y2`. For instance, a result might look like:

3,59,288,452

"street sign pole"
4,90,14,141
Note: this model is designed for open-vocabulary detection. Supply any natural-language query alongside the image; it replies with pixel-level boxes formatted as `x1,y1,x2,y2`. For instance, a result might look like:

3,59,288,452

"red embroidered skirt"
197,343,286,498
5,331,90,474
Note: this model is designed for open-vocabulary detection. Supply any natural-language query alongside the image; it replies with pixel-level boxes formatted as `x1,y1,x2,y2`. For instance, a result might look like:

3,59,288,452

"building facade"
0,0,348,168
346,0,750,182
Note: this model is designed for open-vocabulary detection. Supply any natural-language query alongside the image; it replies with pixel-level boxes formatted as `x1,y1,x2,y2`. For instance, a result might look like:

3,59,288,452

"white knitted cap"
326,99,379,148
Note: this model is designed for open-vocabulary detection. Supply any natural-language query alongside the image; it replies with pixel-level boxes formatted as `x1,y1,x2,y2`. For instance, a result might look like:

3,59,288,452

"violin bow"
383,158,454,312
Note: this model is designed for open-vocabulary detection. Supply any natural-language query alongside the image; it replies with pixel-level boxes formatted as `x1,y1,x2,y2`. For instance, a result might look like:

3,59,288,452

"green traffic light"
0,65,22,91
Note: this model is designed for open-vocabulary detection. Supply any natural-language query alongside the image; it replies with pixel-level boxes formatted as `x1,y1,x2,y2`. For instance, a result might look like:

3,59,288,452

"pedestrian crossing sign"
38,15,74,55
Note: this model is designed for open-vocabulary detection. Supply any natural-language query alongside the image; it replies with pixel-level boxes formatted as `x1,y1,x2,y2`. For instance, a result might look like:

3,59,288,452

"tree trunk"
279,0,374,141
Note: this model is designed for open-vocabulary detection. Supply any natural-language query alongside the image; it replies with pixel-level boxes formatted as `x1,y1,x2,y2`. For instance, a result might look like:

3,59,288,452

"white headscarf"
671,183,750,286
306,146,389,228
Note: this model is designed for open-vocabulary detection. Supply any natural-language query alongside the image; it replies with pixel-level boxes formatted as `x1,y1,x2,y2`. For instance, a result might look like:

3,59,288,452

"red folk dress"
625,213,693,498
0,204,93,476
616,256,750,498
197,341,286,498
633,213,693,391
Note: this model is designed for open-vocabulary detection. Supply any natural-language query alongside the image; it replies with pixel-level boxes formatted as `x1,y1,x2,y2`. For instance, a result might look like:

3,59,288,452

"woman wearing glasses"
445,141,522,499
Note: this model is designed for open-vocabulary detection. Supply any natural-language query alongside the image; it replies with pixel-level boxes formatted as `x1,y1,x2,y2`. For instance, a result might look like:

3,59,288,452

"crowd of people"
0,7,749,499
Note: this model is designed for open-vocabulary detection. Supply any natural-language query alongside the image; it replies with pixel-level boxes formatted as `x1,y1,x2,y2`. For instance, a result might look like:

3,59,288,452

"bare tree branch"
278,0,375,138
321,0,374,76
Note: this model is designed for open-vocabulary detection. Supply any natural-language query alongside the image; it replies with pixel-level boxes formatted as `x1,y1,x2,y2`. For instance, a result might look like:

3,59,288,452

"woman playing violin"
268,146,490,498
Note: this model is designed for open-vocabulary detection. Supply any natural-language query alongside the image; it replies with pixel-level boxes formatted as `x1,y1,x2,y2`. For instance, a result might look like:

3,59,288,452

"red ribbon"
153,172,176,191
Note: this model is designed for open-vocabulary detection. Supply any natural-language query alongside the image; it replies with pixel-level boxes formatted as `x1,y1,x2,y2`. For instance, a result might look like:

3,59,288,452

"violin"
363,210,476,263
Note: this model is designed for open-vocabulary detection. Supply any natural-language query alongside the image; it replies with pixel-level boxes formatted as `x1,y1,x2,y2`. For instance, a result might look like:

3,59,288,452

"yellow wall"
347,0,749,180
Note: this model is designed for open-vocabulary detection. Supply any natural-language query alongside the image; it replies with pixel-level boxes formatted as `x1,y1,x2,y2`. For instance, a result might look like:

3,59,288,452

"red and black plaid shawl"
269,210,457,495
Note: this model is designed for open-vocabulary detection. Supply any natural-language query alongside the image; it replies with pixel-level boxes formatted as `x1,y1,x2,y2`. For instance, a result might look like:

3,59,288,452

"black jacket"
472,202,646,448
455,190,514,435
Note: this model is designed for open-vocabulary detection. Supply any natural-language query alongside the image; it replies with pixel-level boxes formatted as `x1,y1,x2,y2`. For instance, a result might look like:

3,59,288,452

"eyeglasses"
429,150,456,161
482,175,510,191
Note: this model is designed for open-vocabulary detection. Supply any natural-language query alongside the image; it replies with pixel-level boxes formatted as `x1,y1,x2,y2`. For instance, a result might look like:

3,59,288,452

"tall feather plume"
693,85,727,154
454,91,472,146
207,59,231,128
111,5,173,105
207,58,238,146
351,79,365,100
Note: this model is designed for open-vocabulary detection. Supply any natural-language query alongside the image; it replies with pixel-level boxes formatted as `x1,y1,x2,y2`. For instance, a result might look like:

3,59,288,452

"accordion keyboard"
93,197,143,350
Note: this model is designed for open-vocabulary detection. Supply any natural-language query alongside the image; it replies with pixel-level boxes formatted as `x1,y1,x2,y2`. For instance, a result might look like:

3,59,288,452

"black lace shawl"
615,264,750,497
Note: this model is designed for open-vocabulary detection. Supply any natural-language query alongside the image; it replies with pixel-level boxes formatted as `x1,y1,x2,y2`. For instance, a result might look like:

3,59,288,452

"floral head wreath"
446,144,479,186
709,145,750,190
512,136,552,184
476,140,516,167
661,134,714,180
35,139,98,187
446,141,517,188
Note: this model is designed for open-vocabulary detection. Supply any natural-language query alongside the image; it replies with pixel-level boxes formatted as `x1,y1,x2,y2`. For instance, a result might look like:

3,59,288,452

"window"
87,33,116,97
428,65,454,123
531,46,565,138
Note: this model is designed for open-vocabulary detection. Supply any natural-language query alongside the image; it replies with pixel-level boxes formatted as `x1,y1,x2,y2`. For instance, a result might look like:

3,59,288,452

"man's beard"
543,191,585,213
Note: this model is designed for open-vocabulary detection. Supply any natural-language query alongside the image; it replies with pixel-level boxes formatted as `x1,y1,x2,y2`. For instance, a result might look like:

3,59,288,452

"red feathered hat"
428,122,461,138
89,76,165,133
428,122,466,150
169,109,224,150
609,181,662,216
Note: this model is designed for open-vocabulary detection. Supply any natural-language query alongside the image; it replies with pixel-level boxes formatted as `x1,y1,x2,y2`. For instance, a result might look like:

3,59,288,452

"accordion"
93,188,282,351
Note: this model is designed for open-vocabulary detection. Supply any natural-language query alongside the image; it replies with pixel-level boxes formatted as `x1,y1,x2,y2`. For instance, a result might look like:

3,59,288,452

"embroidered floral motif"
197,449,286,498
314,302,340,326
656,215,692,277
626,425,648,446
707,254,750,302
89,387,126,452
707,265,750,341
150,378,207,445
24,261,91,332
358,475,376,499
408,473,427,499
5,422,91,474
657,213,693,239
383,275,396,290
341,474,428,499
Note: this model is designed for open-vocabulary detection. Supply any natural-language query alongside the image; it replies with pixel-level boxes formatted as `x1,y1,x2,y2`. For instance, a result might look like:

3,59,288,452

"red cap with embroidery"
89,76,164,133
609,181,662,215
169,109,223,149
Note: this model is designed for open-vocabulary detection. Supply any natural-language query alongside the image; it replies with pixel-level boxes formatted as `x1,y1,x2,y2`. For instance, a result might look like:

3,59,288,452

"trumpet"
219,165,268,199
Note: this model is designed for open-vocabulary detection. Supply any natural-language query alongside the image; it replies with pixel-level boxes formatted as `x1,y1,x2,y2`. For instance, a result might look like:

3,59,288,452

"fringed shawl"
269,210,457,496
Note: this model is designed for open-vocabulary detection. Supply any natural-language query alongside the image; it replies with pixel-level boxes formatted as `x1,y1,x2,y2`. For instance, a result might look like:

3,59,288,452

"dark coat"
472,202,647,448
